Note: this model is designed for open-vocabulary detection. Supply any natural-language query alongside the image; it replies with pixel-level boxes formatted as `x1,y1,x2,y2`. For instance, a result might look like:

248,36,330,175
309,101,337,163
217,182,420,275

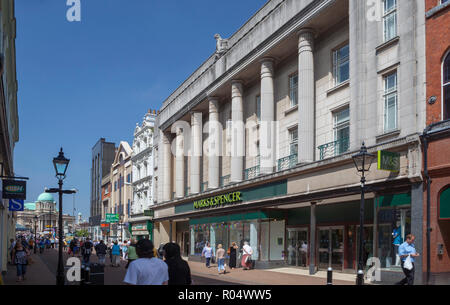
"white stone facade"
131,110,157,215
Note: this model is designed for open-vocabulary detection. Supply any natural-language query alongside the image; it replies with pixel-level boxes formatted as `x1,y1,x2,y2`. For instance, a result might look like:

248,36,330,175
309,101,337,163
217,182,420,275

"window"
334,108,350,154
333,44,349,85
383,0,397,42
443,52,450,120
256,96,261,122
384,71,398,132
127,174,131,183
127,200,131,216
114,181,117,191
289,74,298,107
289,129,298,156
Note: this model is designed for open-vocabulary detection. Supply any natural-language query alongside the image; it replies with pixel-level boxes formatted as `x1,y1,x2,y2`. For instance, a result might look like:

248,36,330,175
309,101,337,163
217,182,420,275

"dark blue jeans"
206,257,211,267
16,264,27,277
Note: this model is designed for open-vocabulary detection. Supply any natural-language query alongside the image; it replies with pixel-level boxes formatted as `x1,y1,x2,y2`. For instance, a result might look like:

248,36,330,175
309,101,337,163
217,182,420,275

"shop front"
130,221,153,241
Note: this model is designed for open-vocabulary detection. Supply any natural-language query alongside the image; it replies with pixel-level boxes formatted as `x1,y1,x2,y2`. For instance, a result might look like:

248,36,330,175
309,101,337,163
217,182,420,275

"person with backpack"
111,241,121,267
95,240,108,265
122,240,128,261
82,238,93,264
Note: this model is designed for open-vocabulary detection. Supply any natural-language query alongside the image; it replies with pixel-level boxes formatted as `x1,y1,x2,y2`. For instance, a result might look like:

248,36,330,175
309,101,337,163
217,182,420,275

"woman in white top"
241,242,253,270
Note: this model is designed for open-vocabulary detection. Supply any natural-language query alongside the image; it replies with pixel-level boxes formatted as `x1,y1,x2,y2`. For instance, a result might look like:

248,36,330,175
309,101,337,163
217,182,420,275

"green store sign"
194,191,242,210
377,150,400,172
105,213,119,223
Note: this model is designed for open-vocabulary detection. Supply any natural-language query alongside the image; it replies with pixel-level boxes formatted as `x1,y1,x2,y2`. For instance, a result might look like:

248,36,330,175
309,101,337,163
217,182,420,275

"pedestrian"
82,238,93,264
63,239,67,251
111,241,121,267
228,242,238,269
396,234,420,285
28,238,34,251
123,239,169,285
11,242,30,282
39,238,45,254
157,243,165,259
126,239,138,269
20,237,29,250
51,238,55,249
216,244,226,274
69,239,75,256
163,242,192,285
201,242,213,268
241,241,253,270
122,240,128,261
95,240,108,265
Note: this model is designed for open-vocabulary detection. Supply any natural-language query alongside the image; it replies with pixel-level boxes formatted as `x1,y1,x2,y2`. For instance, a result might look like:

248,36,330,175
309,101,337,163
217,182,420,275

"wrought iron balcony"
244,165,260,180
318,137,350,160
185,187,190,197
220,175,230,187
277,153,298,171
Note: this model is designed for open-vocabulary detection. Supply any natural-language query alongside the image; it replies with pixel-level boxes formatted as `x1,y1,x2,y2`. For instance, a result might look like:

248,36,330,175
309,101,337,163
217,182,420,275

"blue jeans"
205,257,211,267
16,264,27,277
218,258,225,272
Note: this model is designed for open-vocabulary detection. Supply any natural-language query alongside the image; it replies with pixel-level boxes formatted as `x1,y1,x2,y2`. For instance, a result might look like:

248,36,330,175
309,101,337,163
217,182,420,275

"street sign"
8,199,24,211
3,180,26,200
377,150,400,172
106,213,119,223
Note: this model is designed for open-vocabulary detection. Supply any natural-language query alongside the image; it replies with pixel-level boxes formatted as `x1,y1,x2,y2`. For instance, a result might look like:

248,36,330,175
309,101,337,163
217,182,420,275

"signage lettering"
377,151,400,172
193,192,242,210
3,180,26,200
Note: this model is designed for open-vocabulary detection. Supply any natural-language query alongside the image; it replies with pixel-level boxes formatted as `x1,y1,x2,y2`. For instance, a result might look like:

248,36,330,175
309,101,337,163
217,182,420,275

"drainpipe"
421,126,432,285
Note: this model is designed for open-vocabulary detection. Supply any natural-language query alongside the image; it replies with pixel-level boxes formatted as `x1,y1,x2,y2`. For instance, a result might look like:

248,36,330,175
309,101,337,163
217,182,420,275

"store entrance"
317,227,344,271
287,228,308,267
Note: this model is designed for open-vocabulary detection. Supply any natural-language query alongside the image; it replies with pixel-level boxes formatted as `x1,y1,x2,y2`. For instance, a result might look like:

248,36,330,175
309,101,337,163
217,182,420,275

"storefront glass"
269,220,285,261
260,221,269,261
192,225,210,255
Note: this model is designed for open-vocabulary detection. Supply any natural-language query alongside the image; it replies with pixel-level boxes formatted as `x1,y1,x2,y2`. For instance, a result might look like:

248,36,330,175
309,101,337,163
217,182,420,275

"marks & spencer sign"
193,191,242,210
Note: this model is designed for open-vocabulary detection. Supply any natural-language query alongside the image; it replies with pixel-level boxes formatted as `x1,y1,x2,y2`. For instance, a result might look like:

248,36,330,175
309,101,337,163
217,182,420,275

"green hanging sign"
105,213,119,223
377,151,400,172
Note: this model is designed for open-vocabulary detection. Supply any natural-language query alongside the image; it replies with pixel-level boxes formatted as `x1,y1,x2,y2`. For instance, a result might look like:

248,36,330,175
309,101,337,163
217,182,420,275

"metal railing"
220,175,230,187
277,153,298,171
201,182,208,192
318,137,350,160
244,165,260,180
185,187,190,197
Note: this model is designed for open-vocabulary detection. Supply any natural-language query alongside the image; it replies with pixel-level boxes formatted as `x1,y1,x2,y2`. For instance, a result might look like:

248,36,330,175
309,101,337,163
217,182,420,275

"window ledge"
326,80,350,96
376,36,400,54
376,129,401,142
426,1,450,18
284,105,298,116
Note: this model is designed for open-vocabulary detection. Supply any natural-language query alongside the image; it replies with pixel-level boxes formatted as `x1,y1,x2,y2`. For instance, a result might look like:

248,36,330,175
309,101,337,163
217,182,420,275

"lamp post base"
356,270,364,285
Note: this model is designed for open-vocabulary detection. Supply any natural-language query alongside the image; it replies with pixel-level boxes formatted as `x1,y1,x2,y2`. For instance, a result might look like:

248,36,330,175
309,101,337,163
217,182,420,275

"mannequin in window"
392,221,402,266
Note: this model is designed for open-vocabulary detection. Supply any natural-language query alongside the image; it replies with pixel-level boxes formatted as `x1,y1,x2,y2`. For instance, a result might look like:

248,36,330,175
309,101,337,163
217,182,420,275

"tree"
75,230,89,238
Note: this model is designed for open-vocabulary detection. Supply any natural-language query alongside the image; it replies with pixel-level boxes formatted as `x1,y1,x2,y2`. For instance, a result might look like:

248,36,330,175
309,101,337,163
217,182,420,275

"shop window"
377,207,411,270
269,220,285,261
289,73,298,107
439,186,450,220
260,222,270,261
192,225,210,256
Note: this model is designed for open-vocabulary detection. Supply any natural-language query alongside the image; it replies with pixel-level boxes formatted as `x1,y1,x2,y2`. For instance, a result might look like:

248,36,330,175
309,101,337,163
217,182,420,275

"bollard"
80,264,86,286
85,266,90,285
356,269,364,285
327,267,333,285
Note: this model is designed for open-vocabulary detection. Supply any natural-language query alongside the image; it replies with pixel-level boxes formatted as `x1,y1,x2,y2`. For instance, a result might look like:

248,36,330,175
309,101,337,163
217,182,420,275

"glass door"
287,228,308,267
318,227,344,271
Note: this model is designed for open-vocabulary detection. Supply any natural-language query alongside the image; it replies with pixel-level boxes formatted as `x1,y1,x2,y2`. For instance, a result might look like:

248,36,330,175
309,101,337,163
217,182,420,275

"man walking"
396,234,420,285
82,238,94,264
95,240,108,265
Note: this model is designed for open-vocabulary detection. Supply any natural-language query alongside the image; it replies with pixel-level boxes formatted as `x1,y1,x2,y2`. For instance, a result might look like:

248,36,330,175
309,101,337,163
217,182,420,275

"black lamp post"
352,142,375,285
45,148,76,286
34,215,38,254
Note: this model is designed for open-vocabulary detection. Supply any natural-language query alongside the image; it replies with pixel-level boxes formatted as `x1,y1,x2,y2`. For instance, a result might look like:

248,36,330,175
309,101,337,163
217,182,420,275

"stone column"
208,98,220,189
309,202,317,275
190,112,202,194
298,29,315,163
175,127,184,198
260,58,276,174
161,131,172,202
231,80,245,182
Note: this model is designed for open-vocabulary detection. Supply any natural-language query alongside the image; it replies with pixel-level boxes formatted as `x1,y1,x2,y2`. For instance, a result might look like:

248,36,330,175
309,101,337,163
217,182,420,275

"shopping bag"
404,255,413,270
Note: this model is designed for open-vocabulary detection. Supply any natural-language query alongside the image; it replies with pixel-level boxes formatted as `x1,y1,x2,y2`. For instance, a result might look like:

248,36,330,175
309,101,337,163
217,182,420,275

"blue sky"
13,0,265,219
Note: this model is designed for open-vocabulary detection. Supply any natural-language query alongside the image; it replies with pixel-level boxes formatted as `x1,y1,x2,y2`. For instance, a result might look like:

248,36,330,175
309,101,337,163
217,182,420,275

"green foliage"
75,229,89,237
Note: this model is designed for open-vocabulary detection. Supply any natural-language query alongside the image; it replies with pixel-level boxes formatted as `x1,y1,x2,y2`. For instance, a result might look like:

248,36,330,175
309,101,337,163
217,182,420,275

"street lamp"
45,148,76,286
34,215,38,254
352,142,376,285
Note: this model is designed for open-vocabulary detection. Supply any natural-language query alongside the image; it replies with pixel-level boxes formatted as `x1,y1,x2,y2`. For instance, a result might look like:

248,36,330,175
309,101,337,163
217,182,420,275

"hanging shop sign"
2,180,26,200
8,199,24,211
377,151,400,172
105,213,119,223
193,191,242,210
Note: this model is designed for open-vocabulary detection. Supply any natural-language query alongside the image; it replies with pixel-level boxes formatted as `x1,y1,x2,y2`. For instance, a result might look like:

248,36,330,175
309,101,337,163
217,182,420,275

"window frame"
288,128,298,156
383,0,397,42
332,43,350,86
288,72,298,108
383,71,399,133
255,95,261,122
442,50,450,121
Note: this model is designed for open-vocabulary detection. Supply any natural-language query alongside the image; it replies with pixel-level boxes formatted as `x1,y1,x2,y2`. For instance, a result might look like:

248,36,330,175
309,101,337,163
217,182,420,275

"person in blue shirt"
392,223,402,266
396,234,420,285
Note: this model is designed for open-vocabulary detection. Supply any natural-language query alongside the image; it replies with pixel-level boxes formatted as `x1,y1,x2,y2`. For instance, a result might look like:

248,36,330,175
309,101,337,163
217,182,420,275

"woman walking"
228,242,238,269
216,244,226,274
201,242,213,268
111,241,121,267
163,243,192,285
122,240,128,261
12,241,30,282
241,241,253,270
125,240,137,269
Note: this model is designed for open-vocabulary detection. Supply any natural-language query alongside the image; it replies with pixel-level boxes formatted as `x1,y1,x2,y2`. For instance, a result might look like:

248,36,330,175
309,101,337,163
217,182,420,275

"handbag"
404,255,413,270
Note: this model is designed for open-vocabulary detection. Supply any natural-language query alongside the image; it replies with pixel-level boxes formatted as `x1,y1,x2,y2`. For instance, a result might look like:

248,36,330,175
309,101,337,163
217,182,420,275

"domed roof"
24,202,36,210
37,192,55,202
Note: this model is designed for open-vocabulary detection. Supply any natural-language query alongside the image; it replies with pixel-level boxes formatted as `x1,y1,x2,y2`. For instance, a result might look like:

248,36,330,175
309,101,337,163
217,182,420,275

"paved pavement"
3,247,355,285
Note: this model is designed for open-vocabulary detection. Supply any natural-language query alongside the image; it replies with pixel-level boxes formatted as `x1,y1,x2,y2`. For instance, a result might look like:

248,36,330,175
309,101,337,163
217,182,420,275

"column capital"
297,27,317,38
258,56,276,64
231,80,244,99
209,98,219,113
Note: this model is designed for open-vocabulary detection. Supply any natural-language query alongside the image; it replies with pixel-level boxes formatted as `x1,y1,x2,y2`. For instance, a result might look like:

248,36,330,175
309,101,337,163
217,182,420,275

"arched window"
443,51,450,120
440,186,450,220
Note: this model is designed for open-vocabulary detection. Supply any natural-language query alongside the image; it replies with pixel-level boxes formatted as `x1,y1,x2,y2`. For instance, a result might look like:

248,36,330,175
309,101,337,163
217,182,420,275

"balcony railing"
201,182,208,192
244,165,260,180
220,175,230,187
185,187,190,197
318,137,350,160
277,154,298,171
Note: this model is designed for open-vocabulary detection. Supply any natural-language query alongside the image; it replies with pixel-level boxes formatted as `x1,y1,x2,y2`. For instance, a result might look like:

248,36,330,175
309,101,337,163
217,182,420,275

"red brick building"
423,0,450,284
